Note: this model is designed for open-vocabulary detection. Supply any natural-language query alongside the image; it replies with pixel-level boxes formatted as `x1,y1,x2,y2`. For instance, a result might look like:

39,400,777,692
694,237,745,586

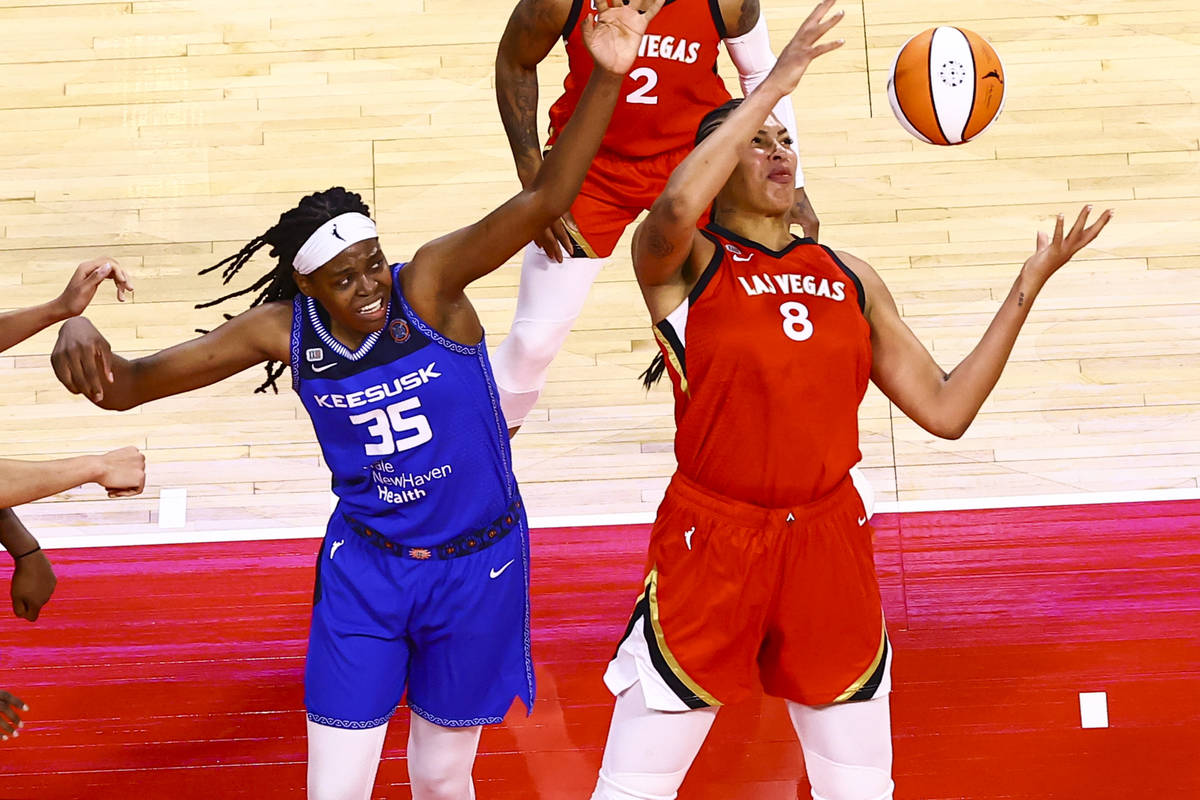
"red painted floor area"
1,500,1199,799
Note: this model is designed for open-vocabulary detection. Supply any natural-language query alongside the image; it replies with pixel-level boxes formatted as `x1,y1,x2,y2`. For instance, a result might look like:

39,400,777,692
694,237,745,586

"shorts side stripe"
834,618,890,703
644,569,721,708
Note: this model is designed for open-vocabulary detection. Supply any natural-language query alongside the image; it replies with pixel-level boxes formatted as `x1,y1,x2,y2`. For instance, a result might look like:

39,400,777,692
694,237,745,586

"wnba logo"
390,320,410,343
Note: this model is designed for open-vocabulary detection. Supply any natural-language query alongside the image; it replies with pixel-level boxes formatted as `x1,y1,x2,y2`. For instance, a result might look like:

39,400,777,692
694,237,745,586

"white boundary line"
29,486,1200,551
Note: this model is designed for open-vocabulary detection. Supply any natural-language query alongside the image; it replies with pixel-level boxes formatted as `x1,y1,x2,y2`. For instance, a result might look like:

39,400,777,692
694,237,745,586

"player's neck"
710,210,792,252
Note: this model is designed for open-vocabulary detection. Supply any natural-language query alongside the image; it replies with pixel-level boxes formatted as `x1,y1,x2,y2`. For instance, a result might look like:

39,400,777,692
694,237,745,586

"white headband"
292,212,379,275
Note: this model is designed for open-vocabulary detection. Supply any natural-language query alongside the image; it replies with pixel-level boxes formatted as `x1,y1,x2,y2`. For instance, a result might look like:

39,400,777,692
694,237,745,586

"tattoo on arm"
735,0,761,37
1018,291,1025,308
645,227,676,259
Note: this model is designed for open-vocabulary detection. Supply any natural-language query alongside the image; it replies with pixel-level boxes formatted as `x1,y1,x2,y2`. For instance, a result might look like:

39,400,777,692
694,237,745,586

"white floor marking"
1079,692,1109,729
156,488,188,529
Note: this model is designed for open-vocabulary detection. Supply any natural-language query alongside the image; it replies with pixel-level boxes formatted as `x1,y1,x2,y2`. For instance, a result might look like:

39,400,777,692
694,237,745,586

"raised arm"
633,0,842,291
720,0,820,239
858,205,1113,439
0,258,132,354
403,0,665,327
51,300,291,410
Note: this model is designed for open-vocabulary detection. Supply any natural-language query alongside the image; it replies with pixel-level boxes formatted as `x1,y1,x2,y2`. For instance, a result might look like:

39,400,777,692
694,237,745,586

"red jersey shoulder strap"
562,0,585,39
706,0,728,38
818,245,867,313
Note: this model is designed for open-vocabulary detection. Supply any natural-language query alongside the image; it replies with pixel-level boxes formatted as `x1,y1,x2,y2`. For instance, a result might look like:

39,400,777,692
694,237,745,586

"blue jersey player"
49,2,668,797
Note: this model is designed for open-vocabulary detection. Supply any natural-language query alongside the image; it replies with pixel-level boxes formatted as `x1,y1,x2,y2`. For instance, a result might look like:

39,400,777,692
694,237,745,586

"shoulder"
716,0,760,38
831,249,893,321
233,300,295,362
505,0,577,42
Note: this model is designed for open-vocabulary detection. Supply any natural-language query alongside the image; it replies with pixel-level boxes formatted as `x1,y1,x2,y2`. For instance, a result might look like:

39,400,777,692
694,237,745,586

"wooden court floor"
0,4,1198,527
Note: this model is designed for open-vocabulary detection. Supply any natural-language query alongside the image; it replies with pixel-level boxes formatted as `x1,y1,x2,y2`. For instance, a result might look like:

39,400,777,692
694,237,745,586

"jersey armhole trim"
689,230,726,305
707,0,728,39
562,0,584,40
289,294,304,392
820,245,867,314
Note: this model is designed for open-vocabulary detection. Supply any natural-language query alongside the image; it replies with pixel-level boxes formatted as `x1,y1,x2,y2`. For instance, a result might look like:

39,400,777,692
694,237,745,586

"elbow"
649,193,693,229
925,416,970,440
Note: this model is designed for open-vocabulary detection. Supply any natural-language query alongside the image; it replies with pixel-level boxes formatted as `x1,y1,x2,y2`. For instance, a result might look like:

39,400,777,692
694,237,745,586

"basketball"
886,26,1006,145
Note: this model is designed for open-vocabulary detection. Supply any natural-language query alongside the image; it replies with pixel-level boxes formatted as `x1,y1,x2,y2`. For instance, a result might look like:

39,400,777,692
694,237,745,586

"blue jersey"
289,263,516,547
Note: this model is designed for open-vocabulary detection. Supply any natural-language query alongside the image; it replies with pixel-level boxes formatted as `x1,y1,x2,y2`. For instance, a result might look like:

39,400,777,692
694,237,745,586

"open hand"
1022,205,1113,287
0,691,26,742
534,211,582,263
55,257,133,318
763,0,845,96
582,0,668,76
11,550,55,622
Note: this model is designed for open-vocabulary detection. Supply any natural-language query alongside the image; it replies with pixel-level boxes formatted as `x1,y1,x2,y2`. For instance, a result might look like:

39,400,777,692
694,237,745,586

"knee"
497,317,574,376
409,764,473,800
805,751,894,800
590,766,685,800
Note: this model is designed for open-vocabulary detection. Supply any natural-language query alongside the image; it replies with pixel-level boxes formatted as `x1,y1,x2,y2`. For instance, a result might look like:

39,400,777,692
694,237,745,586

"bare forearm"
654,84,783,224
0,509,37,557
496,62,545,188
0,457,104,509
528,68,624,217
936,271,1040,437
0,301,69,354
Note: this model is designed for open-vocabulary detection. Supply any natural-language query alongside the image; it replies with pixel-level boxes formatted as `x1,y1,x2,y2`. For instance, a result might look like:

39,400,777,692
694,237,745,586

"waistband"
665,472,859,529
342,497,523,560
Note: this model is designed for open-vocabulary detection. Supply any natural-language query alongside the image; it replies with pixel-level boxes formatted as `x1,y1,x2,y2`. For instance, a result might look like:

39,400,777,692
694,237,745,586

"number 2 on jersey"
350,398,432,457
780,301,814,342
626,67,659,105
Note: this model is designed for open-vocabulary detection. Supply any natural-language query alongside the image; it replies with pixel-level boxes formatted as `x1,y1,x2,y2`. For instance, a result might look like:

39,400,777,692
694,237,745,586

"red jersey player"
590,3,1113,799
491,0,820,430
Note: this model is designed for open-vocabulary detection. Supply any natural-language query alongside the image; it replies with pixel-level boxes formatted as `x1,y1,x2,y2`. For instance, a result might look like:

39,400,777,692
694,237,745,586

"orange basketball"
886,27,1006,145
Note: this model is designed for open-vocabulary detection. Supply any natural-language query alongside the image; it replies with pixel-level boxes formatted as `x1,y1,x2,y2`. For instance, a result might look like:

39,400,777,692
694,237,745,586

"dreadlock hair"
195,187,372,393
639,101,748,391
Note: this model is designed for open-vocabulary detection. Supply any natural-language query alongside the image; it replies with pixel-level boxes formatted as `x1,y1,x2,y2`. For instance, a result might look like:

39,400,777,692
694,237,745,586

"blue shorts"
304,505,534,730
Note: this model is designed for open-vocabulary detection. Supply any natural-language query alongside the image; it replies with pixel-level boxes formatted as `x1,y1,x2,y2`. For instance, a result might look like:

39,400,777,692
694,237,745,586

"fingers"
1052,213,1065,246
1081,207,1114,244
809,38,846,59
552,218,575,254
0,697,22,740
110,262,134,303
95,338,114,386
534,229,563,263
1036,230,1049,251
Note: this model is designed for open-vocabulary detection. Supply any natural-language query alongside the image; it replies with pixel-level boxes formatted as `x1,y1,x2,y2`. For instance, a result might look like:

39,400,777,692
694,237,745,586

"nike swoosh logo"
731,254,753,262
858,516,868,526
330,539,345,559
490,559,515,579
311,363,338,373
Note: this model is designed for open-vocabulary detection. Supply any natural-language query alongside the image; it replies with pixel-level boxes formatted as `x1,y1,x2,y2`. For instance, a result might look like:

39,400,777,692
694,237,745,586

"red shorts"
608,472,889,708
555,144,692,259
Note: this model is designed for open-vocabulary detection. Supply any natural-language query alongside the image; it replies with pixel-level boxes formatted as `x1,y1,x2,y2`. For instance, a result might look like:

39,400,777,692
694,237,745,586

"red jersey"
547,0,732,158
654,223,872,507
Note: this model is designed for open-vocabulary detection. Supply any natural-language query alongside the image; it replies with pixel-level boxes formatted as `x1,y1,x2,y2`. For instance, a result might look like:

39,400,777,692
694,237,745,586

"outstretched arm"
0,449,145,508
404,0,666,332
495,0,581,262
862,205,1113,439
634,0,843,294
51,301,291,409
0,258,132,354
721,0,819,239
